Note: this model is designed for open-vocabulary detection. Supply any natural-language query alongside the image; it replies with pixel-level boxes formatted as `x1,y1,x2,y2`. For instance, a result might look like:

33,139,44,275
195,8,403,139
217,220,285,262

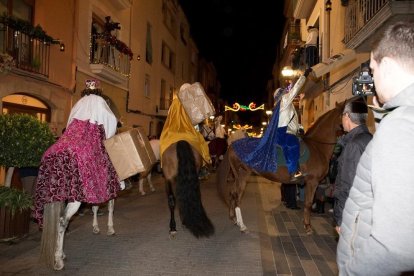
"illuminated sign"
232,124,253,130
225,102,264,112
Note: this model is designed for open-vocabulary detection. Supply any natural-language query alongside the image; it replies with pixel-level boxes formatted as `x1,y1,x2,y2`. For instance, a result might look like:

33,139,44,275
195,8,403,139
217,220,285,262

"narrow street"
0,171,338,275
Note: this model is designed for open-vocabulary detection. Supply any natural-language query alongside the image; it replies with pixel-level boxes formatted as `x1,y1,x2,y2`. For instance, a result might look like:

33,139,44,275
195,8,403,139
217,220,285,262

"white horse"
34,88,122,270
138,139,160,195
40,199,116,270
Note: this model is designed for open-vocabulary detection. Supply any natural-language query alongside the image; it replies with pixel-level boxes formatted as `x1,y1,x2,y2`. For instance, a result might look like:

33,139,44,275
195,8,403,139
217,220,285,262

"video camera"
352,65,375,96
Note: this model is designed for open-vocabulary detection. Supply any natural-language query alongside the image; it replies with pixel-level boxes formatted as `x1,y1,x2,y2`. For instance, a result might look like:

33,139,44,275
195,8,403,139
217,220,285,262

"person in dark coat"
333,100,372,234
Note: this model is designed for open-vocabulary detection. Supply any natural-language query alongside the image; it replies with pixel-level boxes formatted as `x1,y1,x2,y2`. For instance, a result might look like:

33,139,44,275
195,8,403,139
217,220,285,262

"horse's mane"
304,104,343,141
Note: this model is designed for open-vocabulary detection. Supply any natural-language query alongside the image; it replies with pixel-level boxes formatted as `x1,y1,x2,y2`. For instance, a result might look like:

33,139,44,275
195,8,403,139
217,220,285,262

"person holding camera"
333,100,372,234
337,21,414,275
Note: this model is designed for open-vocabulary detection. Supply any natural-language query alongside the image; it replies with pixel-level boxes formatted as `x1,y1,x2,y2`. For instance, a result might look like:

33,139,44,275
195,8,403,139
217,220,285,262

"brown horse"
217,103,343,234
161,140,214,238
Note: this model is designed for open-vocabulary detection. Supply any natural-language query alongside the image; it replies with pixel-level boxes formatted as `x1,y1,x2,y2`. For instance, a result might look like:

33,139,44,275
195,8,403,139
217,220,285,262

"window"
90,15,105,63
161,41,175,72
180,23,187,45
144,74,150,98
145,22,153,64
0,0,33,21
2,93,50,122
162,0,177,37
160,79,167,110
1,0,33,55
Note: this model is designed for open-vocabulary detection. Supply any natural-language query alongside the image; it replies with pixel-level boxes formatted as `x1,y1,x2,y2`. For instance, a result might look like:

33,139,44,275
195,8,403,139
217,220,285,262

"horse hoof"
54,259,64,271
140,191,146,196
240,227,248,233
93,227,100,234
169,231,177,240
107,230,115,236
304,225,313,235
150,188,156,192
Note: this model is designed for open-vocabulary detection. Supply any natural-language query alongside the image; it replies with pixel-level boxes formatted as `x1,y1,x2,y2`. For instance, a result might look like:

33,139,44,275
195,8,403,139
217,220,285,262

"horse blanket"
33,119,120,226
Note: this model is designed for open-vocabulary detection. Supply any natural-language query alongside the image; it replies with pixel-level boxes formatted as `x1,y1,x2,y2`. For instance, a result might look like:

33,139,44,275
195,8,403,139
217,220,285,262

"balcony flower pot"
0,186,32,240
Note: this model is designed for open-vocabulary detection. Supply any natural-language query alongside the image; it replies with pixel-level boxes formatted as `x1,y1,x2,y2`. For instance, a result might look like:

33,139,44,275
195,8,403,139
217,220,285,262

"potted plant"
0,113,54,239
0,113,55,188
0,186,33,240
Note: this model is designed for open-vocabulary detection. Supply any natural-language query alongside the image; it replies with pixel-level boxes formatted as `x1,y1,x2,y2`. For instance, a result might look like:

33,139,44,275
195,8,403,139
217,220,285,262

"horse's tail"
39,201,63,268
217,147,231,206
176,140,214,238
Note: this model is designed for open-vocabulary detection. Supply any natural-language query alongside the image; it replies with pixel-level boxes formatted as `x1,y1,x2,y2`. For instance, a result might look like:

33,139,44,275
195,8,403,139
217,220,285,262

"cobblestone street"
0,171,338,275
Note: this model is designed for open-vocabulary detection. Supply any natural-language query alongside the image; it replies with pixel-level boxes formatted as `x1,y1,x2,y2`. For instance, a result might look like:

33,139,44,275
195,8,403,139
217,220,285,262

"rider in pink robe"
33,80,120,226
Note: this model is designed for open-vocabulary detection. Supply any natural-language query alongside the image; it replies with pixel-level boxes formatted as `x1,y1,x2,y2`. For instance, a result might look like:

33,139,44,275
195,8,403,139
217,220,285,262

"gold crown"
85,79,100,90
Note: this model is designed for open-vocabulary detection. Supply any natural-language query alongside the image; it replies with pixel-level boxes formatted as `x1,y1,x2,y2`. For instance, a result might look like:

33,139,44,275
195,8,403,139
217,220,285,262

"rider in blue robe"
232,77,306,182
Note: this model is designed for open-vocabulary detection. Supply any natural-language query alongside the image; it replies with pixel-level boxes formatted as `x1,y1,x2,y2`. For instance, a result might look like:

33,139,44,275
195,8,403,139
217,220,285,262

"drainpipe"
324,0,332,62
324,0,332,103
70,0,78,97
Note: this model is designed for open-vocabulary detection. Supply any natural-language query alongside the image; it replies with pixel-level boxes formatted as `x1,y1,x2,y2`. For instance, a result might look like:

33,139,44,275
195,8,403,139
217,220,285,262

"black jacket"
333,125,372,226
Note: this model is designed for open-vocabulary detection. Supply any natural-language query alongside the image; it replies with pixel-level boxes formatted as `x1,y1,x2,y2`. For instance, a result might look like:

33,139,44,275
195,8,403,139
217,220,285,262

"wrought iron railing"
288,44,321,70
90,34,132,77
0,22,51,77
343,0,389,44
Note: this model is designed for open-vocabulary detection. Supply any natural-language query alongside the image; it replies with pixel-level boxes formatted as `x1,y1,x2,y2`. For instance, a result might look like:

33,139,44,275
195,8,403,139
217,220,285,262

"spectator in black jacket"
334,100,372,234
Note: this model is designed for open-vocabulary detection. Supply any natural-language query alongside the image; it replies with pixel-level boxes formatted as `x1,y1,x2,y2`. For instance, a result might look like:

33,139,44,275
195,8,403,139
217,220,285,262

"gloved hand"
304,67,313,77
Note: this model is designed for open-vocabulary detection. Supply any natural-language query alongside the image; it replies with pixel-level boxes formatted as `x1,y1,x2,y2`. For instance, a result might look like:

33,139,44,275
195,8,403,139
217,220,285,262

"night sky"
179,1,285,105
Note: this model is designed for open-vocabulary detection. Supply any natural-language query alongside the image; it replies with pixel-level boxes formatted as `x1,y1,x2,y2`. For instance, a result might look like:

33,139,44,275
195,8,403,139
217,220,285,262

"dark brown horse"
161,140,214,238
217,103,343,234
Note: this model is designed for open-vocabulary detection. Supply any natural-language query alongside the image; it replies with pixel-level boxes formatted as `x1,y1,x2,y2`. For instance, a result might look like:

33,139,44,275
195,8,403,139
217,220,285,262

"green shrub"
0,186,33,216
0,113,55,167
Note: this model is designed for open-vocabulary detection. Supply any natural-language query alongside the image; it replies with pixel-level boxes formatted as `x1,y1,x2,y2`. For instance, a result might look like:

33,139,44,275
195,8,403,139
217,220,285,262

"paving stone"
0,172,338,276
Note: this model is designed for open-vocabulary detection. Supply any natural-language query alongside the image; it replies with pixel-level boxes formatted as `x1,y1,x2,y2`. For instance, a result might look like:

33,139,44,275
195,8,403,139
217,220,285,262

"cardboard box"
178,82,215,125
136,127,157,164
104,128,156,181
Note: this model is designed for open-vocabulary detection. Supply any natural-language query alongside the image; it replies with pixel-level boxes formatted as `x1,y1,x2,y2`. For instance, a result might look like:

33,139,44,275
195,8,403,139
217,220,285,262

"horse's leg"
147,171,156,192
92,205,100,234
55,201,81,270
303,179,319,234
234,167,250,232
228,154,249,232
166,180,177,237
107,199,115,236
138,176,146,195
235,206,247,232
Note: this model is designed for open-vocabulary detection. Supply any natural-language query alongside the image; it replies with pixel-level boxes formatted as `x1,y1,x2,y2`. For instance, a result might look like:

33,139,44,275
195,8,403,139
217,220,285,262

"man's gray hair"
343,101,368,125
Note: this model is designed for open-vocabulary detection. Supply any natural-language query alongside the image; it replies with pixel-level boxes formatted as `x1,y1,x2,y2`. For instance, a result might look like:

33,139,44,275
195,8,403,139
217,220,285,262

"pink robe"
33,119,120,226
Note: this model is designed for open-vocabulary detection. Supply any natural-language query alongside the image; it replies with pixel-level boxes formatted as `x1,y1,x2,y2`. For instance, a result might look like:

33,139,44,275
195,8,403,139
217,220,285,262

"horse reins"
303,136,337,145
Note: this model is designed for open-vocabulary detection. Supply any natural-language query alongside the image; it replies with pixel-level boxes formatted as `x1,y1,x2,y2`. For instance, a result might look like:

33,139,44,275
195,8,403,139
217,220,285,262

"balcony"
90,34,132,84
0,19,55,78
108,0,132,10
344,0,414,51
293,0,318,19
280,21,303,68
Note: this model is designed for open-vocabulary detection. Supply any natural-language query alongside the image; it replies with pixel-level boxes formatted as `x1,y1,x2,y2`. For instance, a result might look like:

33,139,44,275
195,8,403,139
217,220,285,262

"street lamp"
325,0,332,12
265,110,273,124
281,66,295,77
